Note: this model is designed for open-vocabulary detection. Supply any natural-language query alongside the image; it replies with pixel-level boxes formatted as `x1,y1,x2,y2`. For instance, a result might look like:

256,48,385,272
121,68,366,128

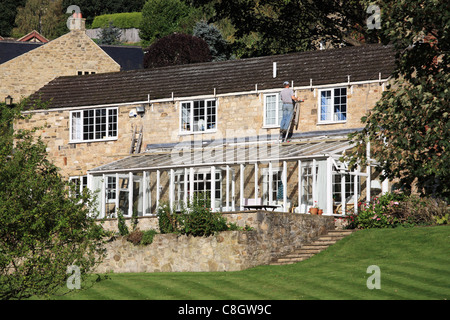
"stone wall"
94,211,334,273
15,82,384,180
86,28,141,43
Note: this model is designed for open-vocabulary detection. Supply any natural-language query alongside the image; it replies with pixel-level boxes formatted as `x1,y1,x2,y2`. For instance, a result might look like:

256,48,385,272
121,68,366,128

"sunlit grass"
43,225,450,300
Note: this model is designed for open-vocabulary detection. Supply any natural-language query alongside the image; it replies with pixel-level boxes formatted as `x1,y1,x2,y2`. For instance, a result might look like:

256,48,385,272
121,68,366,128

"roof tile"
28,44,395,110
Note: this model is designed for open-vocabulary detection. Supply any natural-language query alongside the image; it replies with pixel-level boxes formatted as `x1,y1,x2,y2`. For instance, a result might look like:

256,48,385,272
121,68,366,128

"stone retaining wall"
94,211,334,273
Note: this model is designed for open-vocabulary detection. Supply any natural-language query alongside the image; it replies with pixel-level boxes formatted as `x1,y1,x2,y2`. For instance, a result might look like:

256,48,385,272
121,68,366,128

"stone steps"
270,229,356,265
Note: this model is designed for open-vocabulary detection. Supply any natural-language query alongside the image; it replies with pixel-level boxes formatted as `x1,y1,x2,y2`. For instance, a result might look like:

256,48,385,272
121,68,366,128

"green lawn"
46,225,449,300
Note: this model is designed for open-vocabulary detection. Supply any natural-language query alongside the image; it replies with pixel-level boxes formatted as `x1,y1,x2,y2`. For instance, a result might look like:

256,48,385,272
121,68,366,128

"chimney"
68,12,86,31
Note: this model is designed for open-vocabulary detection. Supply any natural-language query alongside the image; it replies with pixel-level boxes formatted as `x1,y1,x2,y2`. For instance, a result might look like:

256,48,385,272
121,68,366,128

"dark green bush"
141,229,158,245
157,194,230,237
157,204,181,234
182,204,228,237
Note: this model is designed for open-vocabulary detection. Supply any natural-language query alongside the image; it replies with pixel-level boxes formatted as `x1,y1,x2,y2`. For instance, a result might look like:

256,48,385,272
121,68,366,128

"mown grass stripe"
173,278,233,300
241,270,316,300
382,268,449,300
391,262,450,291
94,277,155,300
35,226,449,300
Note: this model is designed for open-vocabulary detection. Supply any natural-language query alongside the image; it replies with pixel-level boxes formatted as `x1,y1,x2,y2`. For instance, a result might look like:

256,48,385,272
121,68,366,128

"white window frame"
262,167,283,203
263,93,283,128
317,87,347,124
70,107,118,143
69,175,88,197
180,99,217,134
332,167,359,206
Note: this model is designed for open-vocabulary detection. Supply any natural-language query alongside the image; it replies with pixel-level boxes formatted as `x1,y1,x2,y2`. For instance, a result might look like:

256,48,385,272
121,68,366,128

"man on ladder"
280,81,303,142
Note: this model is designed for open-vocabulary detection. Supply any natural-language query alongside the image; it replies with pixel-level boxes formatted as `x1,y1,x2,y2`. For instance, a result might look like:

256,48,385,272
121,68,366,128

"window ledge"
178,129,217,136
317,121,347,125
69,137,118,144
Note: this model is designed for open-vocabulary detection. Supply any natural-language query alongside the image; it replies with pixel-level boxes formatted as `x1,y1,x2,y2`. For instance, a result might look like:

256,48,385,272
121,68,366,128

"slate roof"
0,41,144,71
100,45,144,71
28,44,396,110
0,41,42,65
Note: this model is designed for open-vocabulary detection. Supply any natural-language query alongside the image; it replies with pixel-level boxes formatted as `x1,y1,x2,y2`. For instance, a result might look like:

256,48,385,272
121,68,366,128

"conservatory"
86,137,386,218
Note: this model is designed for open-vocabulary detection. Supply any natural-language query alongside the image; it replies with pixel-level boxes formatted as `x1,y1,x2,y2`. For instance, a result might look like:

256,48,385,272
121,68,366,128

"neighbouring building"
19,43,396,218
17,30,49,43
0,16,127,103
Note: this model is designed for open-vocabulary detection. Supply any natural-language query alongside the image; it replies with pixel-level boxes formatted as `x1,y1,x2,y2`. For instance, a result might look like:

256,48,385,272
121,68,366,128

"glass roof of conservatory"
88,137,355,175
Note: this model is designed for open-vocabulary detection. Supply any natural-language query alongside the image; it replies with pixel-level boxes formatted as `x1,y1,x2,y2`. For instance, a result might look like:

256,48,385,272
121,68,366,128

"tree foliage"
91,12,143,29
143,33,212,69
12,0,68,39
97,22,122,45
348,0,450,201
0,101,107,300
61,0,146,25
193,20,232,61
185,0,382,57
0,0,27,37
139,0,201,46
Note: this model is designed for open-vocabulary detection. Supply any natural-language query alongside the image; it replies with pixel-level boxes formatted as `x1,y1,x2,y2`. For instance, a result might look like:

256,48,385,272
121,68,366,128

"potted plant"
310,201,319,215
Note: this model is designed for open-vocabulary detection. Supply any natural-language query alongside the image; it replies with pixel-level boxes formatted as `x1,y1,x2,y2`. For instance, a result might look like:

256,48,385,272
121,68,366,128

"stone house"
19,43,396,218
0,17,121,103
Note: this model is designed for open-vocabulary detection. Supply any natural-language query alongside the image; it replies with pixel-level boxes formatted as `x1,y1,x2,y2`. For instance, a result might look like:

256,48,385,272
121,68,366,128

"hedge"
91,12,143,29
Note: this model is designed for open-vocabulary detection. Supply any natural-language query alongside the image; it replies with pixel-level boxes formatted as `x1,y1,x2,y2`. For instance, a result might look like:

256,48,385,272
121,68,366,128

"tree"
0,0,27,37
185,0,382,57
348,0,450,201
0,101,107,300
139,0,201,46
193,20,232,61
12,0,67,39
143,33,212,69
98,22,122,45
61,0,146,25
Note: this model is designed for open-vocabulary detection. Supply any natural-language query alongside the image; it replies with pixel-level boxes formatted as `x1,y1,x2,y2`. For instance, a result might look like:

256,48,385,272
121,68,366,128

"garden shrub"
181,198,228,237
346,192,448,229
117,210,129,236
156,194,235,237
141,229,158,245
127,229,143,245
126,229,158,246
92,12,143,29
389,195,448,226
157,203,182,234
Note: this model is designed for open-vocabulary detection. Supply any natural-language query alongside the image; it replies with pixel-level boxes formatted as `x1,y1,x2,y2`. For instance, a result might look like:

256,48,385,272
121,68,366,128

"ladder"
282,100,302,143
129,125,143,154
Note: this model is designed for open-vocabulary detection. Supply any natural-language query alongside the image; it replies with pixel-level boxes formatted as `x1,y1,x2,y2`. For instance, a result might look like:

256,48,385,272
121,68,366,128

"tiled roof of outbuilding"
28,44,396,110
